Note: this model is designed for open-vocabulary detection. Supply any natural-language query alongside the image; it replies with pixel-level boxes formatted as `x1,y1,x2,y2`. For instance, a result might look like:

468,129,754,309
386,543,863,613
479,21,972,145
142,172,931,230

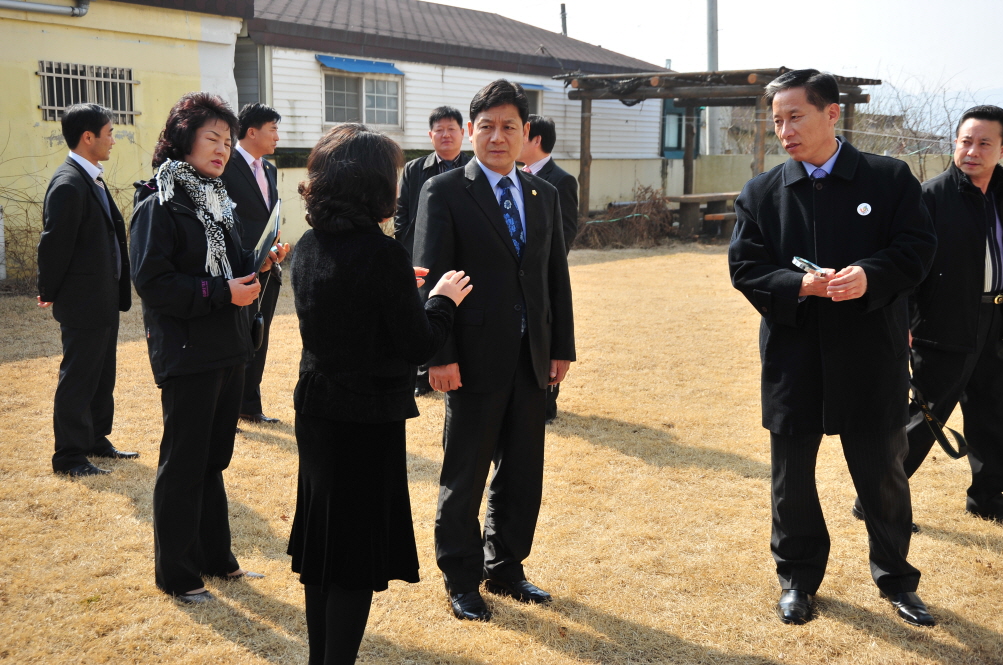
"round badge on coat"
857,203,872,216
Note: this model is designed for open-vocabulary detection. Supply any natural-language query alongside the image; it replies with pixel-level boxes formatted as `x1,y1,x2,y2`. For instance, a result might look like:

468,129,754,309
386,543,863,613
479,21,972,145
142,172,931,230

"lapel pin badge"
532,190,537,196
857,202,872,216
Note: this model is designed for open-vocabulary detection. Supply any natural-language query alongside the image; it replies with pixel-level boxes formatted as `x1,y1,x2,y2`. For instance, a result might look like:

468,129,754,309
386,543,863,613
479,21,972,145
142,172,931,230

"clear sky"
430,0,1003,109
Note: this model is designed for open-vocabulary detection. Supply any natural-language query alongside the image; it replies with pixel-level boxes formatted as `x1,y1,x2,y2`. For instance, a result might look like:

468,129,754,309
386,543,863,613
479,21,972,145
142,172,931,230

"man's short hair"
61,103,114,150
470,80,529,125
238,103,282,140
527,115,557,154
764,69,840,111
956,105,1003,139
429,106,463,129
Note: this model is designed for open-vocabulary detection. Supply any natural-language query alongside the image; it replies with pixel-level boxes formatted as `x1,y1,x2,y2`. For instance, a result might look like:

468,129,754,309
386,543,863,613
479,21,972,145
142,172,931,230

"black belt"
982,294,1003,304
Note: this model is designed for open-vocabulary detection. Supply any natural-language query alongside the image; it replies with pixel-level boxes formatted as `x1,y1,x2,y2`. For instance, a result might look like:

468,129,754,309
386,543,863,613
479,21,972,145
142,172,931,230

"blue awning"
315,55,404,76
518,82,547,91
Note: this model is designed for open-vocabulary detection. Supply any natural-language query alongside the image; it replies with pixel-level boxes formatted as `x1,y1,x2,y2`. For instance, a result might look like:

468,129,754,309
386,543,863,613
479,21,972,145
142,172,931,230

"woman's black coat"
292,219,456,424
130,182,254,384
729,141,937,435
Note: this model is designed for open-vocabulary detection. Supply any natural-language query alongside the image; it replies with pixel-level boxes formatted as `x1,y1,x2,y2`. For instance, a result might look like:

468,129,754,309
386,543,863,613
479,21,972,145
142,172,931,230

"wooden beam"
753,94,767,177
578,97,592,220
683,106,696,195
569,84,766,101
844,102,855,144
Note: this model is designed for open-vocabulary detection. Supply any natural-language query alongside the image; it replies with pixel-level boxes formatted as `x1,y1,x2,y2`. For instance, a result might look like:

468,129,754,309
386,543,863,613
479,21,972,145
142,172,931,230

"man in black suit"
221,103,282,424
519,114,579,423
891,105,1003,522
729,70,937,627
414,80,575,622
395,106,471,397
37,103,138,477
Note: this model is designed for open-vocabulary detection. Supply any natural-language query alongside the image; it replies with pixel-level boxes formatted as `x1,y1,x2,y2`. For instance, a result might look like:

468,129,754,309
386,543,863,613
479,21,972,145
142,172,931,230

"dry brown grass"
2,247,1002,664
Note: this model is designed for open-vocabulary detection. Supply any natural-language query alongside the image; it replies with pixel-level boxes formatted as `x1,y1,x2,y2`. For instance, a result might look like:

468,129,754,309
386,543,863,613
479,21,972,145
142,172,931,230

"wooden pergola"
556,67,882,218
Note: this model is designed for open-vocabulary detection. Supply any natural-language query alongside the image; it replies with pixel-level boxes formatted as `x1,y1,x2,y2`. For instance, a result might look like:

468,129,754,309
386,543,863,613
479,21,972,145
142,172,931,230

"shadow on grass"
916,521,1003,555
554,411,770,479
567,243,727,268
500,596,781,664
820,596,1003,664
361,634,489,664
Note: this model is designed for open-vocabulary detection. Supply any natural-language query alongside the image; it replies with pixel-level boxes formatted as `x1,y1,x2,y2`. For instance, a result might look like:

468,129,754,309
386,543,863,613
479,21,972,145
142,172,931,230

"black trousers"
906,302,1003,516
770,428,920,595
241,272,281,415
435,339,547,593
545,383,560,421
154,364,243,595
52,320,119,471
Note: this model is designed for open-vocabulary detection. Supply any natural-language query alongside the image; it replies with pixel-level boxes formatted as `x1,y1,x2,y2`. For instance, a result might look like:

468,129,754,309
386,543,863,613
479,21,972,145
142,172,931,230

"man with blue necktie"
414,80,575,622
729,69,937,627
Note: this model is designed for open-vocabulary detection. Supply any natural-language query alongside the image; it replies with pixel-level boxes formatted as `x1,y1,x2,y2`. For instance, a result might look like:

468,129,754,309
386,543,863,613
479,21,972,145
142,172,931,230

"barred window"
37,61,139,124
324,74,400,127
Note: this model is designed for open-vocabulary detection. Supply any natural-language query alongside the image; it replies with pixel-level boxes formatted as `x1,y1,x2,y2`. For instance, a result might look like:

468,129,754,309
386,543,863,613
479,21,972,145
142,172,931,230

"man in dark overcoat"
37,103,138,477
729,70,937,627
414,80,575,622
395,106,471,397
892,104,1003,522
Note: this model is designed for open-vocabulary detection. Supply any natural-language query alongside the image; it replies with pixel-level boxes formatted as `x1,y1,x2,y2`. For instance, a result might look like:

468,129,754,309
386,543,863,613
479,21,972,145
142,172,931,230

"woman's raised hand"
430,270,472,306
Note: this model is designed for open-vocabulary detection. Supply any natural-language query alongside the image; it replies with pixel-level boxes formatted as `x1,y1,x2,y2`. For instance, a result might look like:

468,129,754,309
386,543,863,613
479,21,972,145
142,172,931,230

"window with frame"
37,61,139,124
324,74,399,126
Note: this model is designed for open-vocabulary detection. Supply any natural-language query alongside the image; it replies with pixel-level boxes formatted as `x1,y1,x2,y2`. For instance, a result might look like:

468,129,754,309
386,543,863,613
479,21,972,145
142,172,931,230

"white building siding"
269,47,660,159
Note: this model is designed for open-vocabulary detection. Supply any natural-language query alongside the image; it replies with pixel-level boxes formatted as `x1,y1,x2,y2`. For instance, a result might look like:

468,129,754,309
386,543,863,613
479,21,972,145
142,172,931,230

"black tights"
303,583,373,665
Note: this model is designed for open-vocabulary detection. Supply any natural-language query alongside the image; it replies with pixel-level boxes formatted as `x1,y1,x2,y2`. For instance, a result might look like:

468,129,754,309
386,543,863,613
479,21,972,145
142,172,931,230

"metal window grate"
37,61,140,124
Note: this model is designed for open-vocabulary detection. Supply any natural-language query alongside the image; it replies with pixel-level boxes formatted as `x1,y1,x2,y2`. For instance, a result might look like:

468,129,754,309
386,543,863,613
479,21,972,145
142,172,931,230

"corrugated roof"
121,0,253,19
249,0,663,77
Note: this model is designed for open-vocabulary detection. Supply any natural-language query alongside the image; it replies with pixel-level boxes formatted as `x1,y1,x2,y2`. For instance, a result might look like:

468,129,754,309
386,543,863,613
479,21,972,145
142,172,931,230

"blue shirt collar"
476,158,522,195
802,136,844,177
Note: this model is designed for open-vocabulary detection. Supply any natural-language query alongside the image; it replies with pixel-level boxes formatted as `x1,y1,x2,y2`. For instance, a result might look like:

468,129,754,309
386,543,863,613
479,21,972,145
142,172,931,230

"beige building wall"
0,0,241,263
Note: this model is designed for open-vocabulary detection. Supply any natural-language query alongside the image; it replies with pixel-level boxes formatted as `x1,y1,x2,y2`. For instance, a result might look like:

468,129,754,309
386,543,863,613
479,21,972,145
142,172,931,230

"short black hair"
470,80,529,125
238,103,282,140
61,103,114,150
527,115,557,153
956,105,1003,139
428,106,463,129
152,92,239,169
764,69,840,111
298,123,404,226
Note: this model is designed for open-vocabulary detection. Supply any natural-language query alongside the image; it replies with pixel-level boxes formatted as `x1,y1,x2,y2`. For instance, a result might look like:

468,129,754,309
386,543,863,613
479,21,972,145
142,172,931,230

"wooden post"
844,102,855,145
578,97,592,220
752,94,767,177
683,106,696,195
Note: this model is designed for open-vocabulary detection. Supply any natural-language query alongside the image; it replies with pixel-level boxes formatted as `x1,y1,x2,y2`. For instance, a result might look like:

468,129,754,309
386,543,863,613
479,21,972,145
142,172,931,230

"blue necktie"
811,167,827,179
497,176,524,259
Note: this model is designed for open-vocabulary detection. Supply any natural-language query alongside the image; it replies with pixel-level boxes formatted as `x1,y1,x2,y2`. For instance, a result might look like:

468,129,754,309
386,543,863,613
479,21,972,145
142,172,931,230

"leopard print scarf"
155,159,236,279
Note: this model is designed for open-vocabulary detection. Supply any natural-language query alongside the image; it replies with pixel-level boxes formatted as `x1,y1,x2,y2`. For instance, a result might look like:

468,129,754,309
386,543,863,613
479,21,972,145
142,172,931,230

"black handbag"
910,385,968,460
249,271,270,351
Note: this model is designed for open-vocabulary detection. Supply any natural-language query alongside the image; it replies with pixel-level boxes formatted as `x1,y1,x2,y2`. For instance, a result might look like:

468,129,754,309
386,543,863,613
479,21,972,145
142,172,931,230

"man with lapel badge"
892,105,1003,523
221,103,282,424
37,103,138,477
414,80,576,621
728,70,938,627
395,106,471,397
519,114,579,423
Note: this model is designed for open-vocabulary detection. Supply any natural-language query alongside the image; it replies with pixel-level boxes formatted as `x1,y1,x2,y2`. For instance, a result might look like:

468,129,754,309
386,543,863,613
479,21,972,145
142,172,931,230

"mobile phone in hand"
792,256,832,277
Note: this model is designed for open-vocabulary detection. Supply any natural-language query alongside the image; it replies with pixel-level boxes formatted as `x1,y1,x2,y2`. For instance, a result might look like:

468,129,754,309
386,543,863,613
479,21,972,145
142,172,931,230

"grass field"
1,246,1001,664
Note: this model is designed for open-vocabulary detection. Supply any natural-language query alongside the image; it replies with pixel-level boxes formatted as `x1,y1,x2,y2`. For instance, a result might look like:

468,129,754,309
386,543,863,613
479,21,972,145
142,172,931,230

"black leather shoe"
176,590,215,604
852,501,919,533
56,462,111,477
90,448,139,460
880,591,935,627
775,590,813,625
447,587,491,621
239,413,280,424
484,578,552,604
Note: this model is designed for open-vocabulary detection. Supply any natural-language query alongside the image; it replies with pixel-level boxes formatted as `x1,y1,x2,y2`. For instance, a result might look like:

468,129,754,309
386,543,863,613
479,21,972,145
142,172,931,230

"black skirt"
288,412,420,592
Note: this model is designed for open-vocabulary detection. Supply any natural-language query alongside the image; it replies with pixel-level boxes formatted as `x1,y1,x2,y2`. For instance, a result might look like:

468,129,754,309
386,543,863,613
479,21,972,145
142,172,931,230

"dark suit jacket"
534,157,579,253
414,159,575,392
729,140,936,435
221,151,280,282
910,162,1003,353
37,157,130,328
394,151,471,256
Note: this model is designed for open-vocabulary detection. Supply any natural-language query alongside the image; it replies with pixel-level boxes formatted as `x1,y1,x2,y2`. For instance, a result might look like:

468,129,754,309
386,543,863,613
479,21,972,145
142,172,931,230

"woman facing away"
289,123,471,664
130,92,288,603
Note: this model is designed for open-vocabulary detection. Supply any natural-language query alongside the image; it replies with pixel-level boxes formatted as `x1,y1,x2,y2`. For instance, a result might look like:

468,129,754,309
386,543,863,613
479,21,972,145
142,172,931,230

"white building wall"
269,47,661,159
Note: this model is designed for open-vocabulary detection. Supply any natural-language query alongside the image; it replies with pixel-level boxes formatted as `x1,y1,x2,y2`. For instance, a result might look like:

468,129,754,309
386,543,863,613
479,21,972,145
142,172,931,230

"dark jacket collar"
311,215,384,235
782,137,860,187
948,160,1003,196
424,151,468,171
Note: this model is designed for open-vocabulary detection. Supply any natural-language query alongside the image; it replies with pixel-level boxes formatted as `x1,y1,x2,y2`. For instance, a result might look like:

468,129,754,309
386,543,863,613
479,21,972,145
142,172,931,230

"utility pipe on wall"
0,0,90,17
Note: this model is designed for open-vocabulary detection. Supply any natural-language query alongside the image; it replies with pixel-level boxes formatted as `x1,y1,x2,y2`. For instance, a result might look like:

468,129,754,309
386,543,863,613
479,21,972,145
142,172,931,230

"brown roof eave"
246,18,648,77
